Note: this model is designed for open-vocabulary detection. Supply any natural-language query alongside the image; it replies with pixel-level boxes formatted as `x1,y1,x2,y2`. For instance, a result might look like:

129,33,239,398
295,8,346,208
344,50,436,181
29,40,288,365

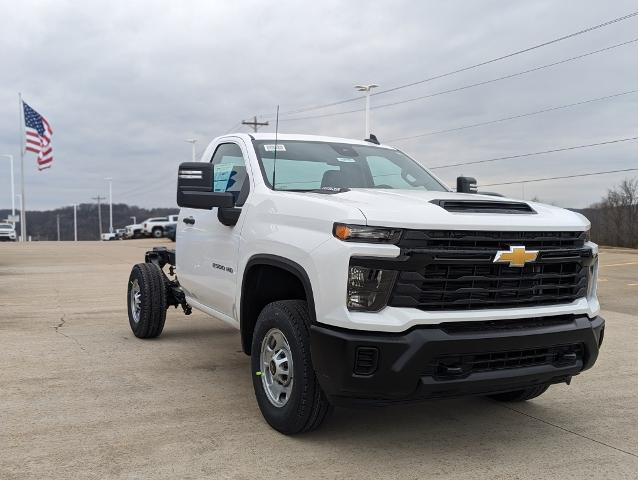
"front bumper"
310,315,604,406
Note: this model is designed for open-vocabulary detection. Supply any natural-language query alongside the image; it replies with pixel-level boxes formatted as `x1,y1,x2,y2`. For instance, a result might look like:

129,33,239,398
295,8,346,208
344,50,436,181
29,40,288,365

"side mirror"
177,162,235,209
456,176,478,194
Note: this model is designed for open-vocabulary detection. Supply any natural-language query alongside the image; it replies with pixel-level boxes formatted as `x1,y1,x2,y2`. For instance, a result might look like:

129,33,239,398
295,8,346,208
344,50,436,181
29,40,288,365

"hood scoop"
431,199,536,214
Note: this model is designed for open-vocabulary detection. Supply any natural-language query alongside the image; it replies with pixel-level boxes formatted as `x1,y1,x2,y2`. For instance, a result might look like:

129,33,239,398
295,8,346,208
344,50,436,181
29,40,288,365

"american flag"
23,101,54,170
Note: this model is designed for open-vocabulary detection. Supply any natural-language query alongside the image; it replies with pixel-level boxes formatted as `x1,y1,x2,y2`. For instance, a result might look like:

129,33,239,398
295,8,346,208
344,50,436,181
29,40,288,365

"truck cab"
127,133,603,434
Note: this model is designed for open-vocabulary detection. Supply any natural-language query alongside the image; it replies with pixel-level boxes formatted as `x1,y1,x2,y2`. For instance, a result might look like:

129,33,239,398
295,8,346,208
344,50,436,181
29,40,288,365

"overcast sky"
1,0,637,212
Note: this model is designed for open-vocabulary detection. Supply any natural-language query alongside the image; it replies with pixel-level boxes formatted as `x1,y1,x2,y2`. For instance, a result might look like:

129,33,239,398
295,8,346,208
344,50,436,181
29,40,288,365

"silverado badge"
493,246,539,267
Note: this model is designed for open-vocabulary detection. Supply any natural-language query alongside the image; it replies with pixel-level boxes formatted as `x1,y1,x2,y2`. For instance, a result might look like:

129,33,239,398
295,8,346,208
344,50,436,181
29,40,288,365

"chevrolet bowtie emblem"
493,246,539,267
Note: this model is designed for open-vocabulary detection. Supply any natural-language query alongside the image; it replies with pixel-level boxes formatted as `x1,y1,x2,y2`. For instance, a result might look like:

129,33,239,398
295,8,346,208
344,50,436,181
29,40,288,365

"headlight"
333,223,402,244
347,266,397,311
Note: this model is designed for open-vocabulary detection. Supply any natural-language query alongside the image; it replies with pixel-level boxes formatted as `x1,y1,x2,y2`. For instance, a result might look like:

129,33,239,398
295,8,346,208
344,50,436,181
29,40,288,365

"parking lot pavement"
1,241,637,479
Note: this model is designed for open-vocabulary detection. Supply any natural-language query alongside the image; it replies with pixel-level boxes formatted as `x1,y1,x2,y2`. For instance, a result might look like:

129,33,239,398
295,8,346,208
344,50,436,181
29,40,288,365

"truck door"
177,139,252,320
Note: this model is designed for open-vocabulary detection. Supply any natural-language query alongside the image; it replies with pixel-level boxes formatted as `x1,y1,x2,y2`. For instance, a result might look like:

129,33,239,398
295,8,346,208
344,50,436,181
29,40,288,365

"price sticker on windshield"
264,144,286,152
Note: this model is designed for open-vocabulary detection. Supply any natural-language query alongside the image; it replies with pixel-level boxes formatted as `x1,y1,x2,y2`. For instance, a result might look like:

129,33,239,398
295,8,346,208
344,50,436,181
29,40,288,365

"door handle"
183,216,195,225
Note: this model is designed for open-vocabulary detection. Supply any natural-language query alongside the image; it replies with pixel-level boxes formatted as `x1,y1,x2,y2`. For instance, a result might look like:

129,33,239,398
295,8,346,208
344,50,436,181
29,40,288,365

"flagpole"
18,92,26,242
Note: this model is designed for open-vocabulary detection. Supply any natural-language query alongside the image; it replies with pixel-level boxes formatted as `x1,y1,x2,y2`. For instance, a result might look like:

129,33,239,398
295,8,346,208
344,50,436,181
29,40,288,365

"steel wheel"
260,328,294,407
129,278,141,324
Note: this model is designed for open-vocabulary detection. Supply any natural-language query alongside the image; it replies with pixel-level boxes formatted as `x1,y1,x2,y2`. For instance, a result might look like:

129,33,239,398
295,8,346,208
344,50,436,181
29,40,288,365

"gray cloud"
1,0,637,211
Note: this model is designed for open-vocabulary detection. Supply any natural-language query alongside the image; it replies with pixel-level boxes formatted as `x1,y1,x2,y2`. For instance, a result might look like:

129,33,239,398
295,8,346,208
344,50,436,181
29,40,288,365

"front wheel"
251,300,332,434
152,228,163,238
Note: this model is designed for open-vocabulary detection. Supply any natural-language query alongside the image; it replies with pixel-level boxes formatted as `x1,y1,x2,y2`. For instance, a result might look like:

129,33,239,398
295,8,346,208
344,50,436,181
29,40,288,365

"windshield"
253,140,447,192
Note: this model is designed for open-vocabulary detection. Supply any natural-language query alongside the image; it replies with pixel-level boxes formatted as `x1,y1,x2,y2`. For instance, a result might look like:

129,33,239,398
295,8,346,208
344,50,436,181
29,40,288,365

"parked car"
141,215,178,238
0,223,17,241
100,232,118,241
125,133,603,434
114,228,127,240
124,224,143,239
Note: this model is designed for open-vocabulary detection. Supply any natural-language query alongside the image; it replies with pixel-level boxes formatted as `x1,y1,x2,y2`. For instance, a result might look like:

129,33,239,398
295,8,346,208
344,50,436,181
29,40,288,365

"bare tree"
585,178,638,248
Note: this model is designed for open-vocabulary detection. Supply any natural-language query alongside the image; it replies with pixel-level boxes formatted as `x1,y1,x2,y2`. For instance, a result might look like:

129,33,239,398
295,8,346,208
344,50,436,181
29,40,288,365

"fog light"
347,266,397,311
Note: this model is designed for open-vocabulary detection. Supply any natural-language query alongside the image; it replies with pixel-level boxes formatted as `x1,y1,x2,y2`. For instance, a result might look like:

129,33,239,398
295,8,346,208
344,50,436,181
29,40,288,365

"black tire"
127,263,167,338
488,384,550,402
251,300,332,434
152,227,163,238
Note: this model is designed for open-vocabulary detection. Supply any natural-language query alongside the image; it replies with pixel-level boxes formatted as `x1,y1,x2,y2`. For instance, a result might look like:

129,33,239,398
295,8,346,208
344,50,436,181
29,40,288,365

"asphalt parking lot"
1,240,637,479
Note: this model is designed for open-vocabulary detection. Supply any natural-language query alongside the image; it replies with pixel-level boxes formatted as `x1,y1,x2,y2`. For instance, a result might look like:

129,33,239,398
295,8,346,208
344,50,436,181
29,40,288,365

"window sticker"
337,157,356,163
264,144,286,152
213,163,234,192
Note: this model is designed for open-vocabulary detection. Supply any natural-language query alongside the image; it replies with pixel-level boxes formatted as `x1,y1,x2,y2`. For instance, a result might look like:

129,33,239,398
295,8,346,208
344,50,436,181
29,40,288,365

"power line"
374,11,638,96
481,167,638,187
277,37,638,122
429,135,638,170
388,89,638,142
260,10,638,118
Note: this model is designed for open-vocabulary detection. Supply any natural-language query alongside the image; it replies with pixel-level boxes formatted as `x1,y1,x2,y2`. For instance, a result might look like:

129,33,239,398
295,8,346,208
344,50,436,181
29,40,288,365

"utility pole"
92,195,106,239
242,116,269,133
105,177,113,233
130,216,136,225
56,214,60,241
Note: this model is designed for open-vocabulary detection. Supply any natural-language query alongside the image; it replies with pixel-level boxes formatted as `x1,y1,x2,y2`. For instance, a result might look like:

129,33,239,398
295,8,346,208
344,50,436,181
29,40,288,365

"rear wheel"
488,384,550,402
127,263,167,338
251,300,332,434
152,227,163,238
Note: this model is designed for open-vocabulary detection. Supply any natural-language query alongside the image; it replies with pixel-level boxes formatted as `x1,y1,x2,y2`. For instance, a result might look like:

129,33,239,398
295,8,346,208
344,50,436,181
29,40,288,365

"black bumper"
310,315,604,406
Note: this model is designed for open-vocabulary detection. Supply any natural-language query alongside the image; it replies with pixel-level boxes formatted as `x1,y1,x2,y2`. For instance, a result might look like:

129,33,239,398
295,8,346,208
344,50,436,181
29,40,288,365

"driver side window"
210,143,249,206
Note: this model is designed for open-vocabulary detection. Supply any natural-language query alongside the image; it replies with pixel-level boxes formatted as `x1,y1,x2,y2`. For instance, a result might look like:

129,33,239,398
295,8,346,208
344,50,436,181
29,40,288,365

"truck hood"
317,189,589,231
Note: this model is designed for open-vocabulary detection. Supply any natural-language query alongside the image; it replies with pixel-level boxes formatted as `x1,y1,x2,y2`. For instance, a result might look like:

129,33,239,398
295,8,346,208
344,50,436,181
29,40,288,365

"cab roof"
223,133,397,150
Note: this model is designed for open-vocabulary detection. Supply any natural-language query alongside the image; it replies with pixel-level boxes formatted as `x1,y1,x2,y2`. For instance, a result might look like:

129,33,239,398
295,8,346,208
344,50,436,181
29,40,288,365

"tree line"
0,204,178,241
579,178,638,248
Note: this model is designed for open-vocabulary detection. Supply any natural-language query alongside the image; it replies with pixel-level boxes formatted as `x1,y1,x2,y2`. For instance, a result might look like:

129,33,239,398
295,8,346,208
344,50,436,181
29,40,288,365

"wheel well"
240,261,313,355
152,226,163,230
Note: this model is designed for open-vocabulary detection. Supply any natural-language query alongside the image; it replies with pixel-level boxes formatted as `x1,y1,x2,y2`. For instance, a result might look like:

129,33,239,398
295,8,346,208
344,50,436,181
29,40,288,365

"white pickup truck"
141,215,179,238
0,222,17,241
126,133,603,434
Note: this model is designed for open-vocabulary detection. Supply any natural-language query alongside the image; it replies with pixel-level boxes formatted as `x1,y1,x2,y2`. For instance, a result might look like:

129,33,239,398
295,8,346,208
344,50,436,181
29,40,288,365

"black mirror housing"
456,176,478,194
177,162,235,209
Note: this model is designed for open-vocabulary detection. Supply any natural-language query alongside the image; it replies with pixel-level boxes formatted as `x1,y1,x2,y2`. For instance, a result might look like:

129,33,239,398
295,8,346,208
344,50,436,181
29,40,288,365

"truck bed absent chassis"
145,247,191,315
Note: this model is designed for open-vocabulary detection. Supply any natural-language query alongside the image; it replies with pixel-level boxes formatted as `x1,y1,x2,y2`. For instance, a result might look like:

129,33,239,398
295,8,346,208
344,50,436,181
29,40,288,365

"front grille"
390,257,588,310
400,230,586,251
382,229,592,312
424,344,583,380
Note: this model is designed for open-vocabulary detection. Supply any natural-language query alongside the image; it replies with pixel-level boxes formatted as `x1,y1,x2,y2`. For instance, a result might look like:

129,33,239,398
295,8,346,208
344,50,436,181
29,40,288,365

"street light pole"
130,216,136,225
105,177,113,233
73,204,77,241
354,84,379,139
185,138,197,162
1,154,15,221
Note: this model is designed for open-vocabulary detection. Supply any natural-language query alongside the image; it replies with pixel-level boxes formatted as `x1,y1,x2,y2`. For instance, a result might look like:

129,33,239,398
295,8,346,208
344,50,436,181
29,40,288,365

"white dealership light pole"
1,154,15,222
105,177,113,233
72,203,78,241
185,138,197,162
354,84,379,139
